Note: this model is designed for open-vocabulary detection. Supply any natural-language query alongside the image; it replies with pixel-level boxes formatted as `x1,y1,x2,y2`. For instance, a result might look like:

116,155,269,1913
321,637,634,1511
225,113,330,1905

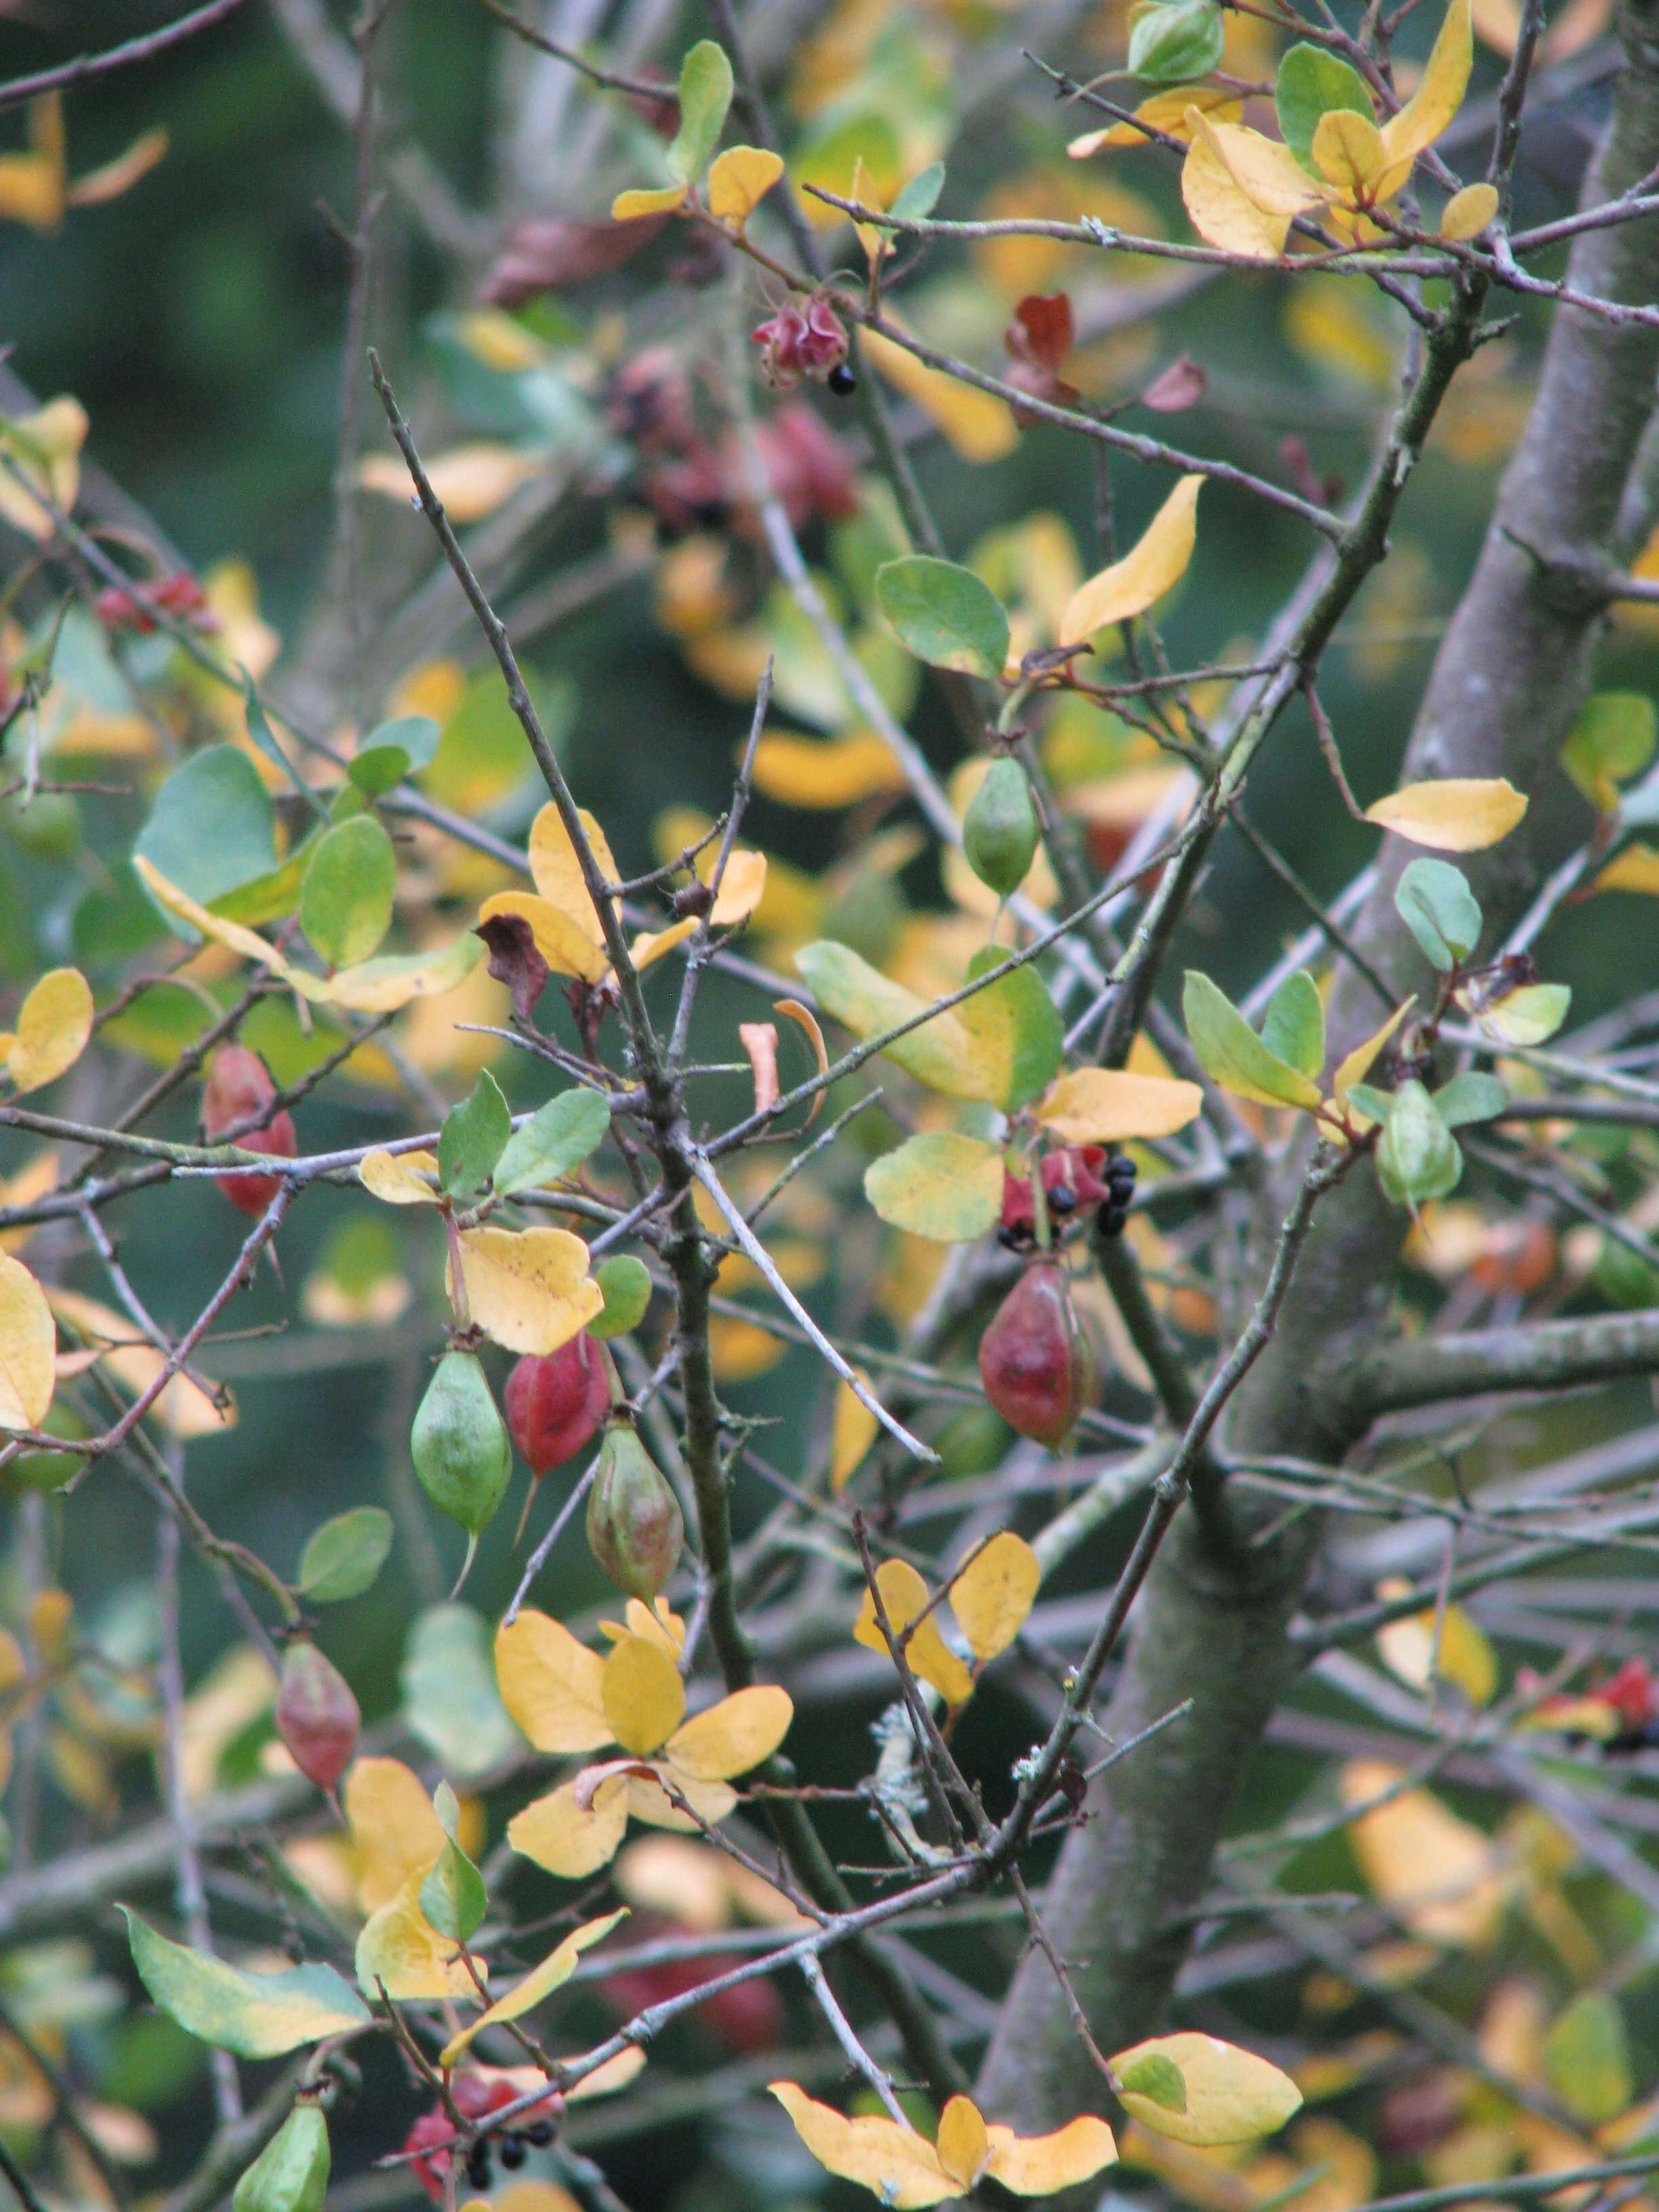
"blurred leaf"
400,1604,523,1779
300,817,396,967
348,715,441,798
864,1132,1006,1240
1542,1994,1633,2125
875,556,1010,680
297,1509,393,1603
134,745,275,914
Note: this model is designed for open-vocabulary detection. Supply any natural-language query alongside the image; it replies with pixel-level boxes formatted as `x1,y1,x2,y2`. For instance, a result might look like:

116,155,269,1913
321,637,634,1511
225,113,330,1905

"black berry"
466,2144,493,2190
500,2137,529,2171
524,2121,556,2148
827,363,857,395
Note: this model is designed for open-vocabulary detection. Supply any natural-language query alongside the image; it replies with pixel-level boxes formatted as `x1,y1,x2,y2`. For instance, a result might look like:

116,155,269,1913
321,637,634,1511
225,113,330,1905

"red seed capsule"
977,1260,1094,1450
274,1640,360,1793
203,1046,297,1216
504,1333,611,1475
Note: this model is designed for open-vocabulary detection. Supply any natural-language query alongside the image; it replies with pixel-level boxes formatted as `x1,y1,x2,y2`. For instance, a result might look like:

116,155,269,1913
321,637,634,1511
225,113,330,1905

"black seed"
523,2122,556,2148
827,363,857,394
500,2138,529,2170
466,2146,493,2190
1047,1184,1076,1215
1097,1203,1128,1238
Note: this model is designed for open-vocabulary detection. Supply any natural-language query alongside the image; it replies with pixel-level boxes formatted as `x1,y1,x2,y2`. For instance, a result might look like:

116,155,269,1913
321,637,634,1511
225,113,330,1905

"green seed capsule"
411,1350,512,1537
962,758,1039,899
1376,1080,1462,1208
232,2104,331,2212
586,1419,683,1599
2,1401,86,1496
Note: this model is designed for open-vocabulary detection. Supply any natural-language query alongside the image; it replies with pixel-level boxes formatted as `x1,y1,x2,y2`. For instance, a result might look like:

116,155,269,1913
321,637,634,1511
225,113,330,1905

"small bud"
232,2103,331,2212
977,1260,1095,1449
963,758,1040,899
411,1350,512,1536
586,1419,684,1598
274,1641,360,1793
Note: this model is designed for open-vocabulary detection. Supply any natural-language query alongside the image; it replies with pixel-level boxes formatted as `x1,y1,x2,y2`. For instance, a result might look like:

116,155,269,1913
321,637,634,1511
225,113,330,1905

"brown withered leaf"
480,216,669,308
475,912,550,1023
1141,354,1208,413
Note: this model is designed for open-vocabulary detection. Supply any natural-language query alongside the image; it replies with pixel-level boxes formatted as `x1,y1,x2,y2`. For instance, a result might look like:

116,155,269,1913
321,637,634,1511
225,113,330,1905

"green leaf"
135,745,276,920
492,1087,611,1197
209,844,311,930
1543,1994,1633,2127
1275,43,1377,168
1561,692,1656,811
590,1253,651,1338
399,1604,522,1779
1345,1081,1395,1126
874,556,1011,682
420,1830,487,1946
1115,2049,1187,2112
863,1132,1006,1242
299,817,396,969
439,1069,512,1198
1431,1071,1508,1128
668,40,734,183
1128,0,1224,83
1182,971,1322,1110
960,948,1063,1111
119,1908,369,2057
1260,970,1325,1081
889,163,945,220
1473,980,1570,1046
298,1507,394,1603
348,715,441,799
1395,857,1481,971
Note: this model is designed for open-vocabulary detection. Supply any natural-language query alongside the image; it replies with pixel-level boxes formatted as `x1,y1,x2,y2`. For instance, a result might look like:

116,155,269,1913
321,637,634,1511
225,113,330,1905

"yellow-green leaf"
355,1871,479,2001
949,1532,1040,1660
1441,181,1498,238
358,1148,441,1204
1059,476,1204,644
7,967,93,1094
1183,971,1323,1111
438,1910,628,2066
1111,2032,1303,2145
1542,1994,1633,2127
449,1225,604,1356
1378,0,1473,170
863,1132,1006,1242
121,1906,369,2057
1592,842,1659,895
1037,1067,1203,1143
1363,776,1528,850
1311,108,1385,197
0,1250,56,1433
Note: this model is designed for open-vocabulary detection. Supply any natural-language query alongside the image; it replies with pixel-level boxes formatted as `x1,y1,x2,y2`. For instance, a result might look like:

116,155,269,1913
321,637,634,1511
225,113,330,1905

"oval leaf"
874,556,1011,680
863,1132,1006,1242
1364,777,1528,851
121,1906,369,2057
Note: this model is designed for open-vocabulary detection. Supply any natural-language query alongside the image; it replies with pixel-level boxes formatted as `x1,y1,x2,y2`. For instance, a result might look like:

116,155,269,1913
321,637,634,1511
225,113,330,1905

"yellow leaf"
1363,776,1528,850
708,144,784,227
860,326,1019,462
1312,110,1386,200
439,1910,627,2066
7,967,92,1094
0,155,62,230
47,1285,232,1439
508,1773,631,1877
985,2114,1119,2193
1195,113,1328,218
769,2083,957,2208
1343,1759,1509,1946
711,848,768,926
450,1225,604,1355
0,1150,58,1255
0,395,87,539
937,2098,991,2188
831,1371,879,1492
359,443,544,524
626,1765,737,1832
853,1558,975,1706
66,125,168,208
1181,126,1294,257
1330,998,1414,1120
949,1532,1040,1661
1069,88,1240,155
528,803,619,941
630,918,699,970
356,1870,480,2001
1113,2033,1303,2146
310,932,484,1015
132,856,293,977
568,2049,647,2102
494,1610,613,1754
1441,181,1498,239
1591,842,1659,895
751,729,907,808
1038,1067,1203,1143
665,1683,793,1780
1374,1584,1499,1706
357,1149,440,1205
0,1252,55,1433
601,1634,684,1756
612,183,689,220
1378,0,1473,171
1059,476,1204,644
344,1756,447,1912
602,1597,687,1658
478,890,611,984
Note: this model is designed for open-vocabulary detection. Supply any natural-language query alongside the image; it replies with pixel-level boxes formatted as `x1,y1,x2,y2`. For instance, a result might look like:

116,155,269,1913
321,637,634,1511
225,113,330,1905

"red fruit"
1600,1658,1659,1729
978,1260,1094,1450
504,1334,610,1474
202,1046,297,1215
404,2076,564,2202
999,1149,1115,1244
750,297,848,388
274,1640,360,1792
94,573,213,635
